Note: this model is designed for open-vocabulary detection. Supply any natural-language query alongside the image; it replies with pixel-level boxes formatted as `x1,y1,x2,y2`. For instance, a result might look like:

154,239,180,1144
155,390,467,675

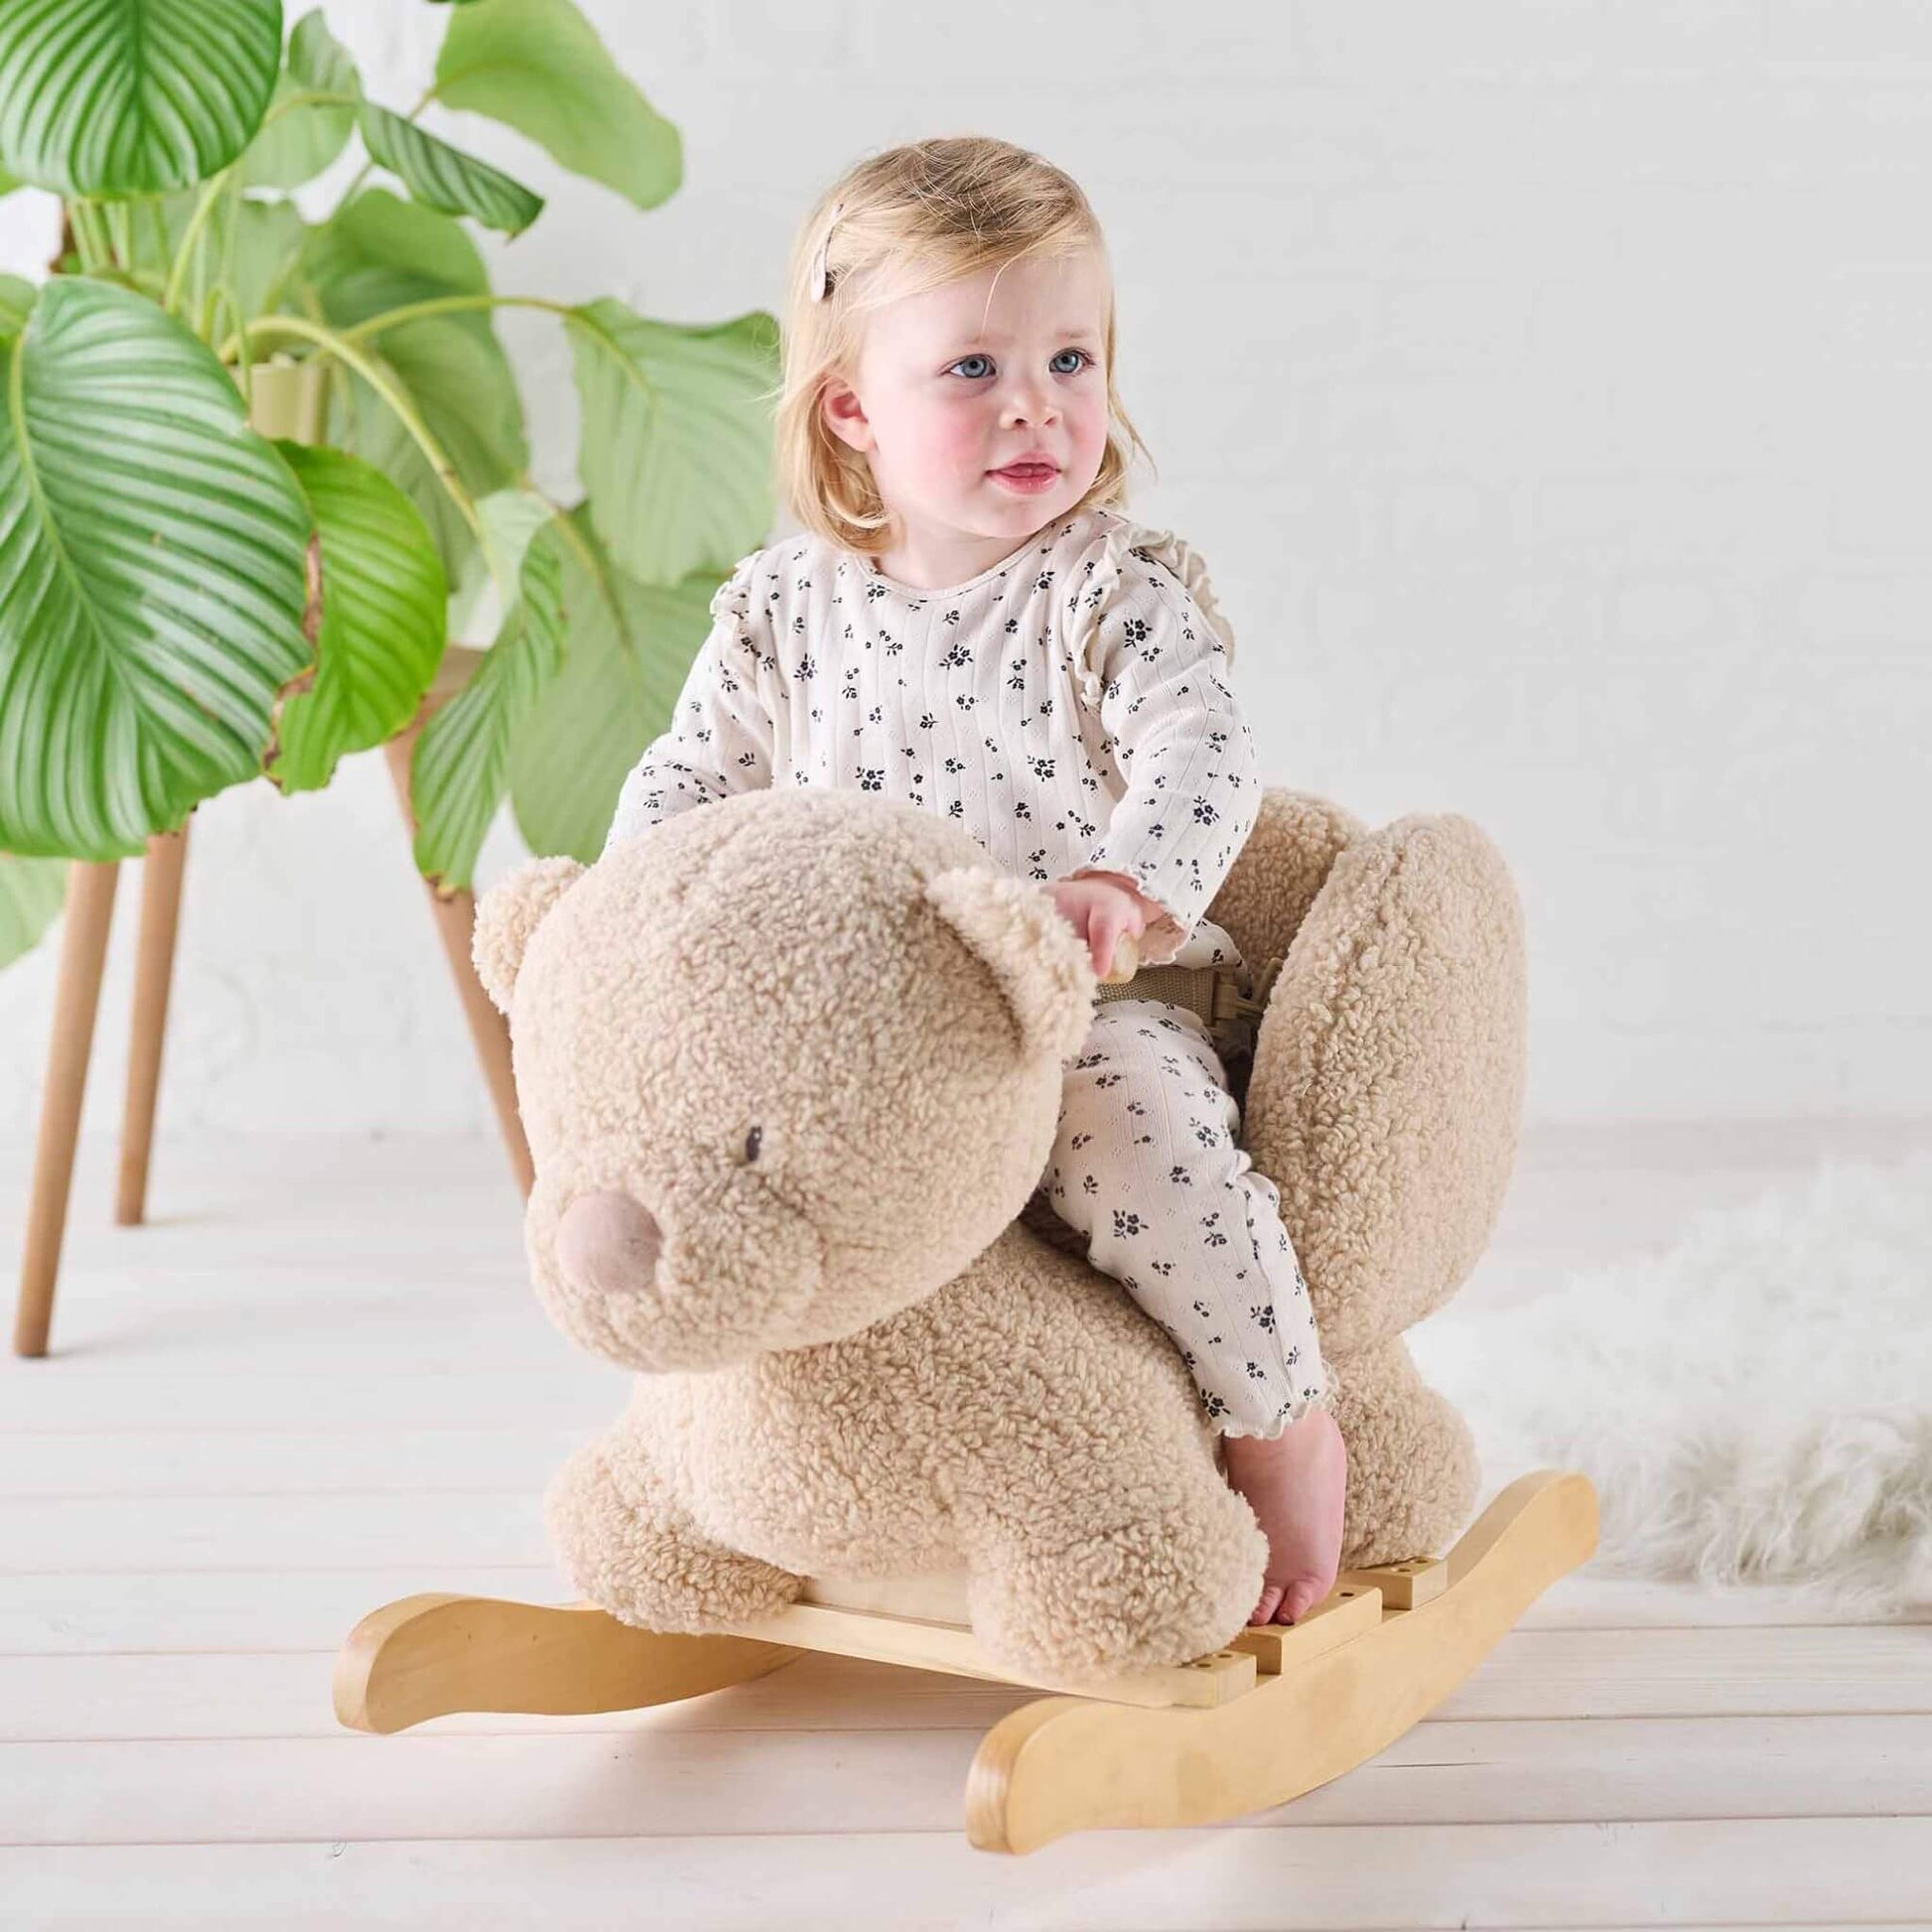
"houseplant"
0,0,779,967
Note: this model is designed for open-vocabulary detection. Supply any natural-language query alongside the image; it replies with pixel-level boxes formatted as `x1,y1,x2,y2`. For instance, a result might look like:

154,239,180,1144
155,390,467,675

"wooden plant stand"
9,641,532,1358
335,1467,1598,1855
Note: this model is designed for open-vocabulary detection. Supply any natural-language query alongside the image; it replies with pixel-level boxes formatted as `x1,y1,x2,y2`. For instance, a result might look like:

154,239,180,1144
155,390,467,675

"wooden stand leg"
14,861,121,1358
114,826,189,1227
382,727,534,1199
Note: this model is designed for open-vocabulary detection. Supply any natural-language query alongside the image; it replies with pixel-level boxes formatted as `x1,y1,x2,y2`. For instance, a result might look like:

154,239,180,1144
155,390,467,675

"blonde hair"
767,136,1155,557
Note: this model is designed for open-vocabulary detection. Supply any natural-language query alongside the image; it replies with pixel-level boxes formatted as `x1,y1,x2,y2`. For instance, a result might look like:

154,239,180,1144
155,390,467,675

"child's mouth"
990,463,1059,492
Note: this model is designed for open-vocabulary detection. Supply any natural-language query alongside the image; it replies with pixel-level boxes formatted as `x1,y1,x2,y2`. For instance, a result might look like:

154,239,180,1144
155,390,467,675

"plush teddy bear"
473,783,1524,1685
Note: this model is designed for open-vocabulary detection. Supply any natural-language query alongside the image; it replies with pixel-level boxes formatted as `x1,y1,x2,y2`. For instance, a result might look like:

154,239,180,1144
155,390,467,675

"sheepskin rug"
1407,1149,1932,1617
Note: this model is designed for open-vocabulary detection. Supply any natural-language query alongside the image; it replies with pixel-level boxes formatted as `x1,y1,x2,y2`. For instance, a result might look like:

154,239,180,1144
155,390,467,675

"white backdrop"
3,0,1927,1139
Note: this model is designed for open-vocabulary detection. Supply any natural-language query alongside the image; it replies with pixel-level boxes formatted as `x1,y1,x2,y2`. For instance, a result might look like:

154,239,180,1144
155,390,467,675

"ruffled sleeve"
601,549,774,857
1057,514,1261,964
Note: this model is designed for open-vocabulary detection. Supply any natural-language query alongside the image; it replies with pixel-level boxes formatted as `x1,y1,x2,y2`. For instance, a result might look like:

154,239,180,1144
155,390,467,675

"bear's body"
476,784,1524,1684
549,1222,1266,1681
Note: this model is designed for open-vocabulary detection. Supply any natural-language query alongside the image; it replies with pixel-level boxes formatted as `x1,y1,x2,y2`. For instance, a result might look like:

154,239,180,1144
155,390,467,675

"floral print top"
602,504,1261,965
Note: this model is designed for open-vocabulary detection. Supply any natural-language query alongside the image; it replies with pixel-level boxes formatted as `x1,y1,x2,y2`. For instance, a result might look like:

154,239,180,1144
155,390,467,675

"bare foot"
1222,1407,1347,1624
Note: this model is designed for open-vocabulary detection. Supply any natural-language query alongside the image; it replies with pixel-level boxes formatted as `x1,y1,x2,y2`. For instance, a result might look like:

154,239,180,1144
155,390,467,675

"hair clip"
809,200,844,303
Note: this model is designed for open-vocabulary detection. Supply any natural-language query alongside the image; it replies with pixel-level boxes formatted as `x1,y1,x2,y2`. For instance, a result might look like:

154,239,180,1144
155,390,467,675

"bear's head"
473,789,1098,1372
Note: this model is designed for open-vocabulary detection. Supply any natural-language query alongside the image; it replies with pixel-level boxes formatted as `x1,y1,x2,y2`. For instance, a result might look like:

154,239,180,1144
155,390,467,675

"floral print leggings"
1029,923,1334,1440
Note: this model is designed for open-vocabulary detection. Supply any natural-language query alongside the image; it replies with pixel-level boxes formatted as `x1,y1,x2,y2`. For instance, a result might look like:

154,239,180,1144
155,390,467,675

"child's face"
821,247,1113,559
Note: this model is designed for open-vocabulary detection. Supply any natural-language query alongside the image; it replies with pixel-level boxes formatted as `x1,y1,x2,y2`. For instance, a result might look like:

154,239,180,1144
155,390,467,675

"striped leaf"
566,299,779,587
358,101,542,236
238,10,360,191
0,852,67,970
0,276,312,858
0,0,283,198
266,442,448,795
508,504,714,862
410,504,564,891
433,0,681,212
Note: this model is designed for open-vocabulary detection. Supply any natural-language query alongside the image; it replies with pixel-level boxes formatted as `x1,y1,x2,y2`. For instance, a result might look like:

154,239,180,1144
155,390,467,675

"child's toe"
1279,1579,1319,1623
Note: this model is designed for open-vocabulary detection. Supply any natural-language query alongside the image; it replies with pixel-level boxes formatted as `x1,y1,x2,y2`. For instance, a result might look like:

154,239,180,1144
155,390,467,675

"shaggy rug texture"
1407,1149,1932,1617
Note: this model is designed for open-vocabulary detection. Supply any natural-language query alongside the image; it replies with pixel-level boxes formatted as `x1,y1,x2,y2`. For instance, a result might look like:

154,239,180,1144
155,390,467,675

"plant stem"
207,173,244,346
230,314,485,550
104,202,130,268
338,292,575,343
262,87,359,124
164,169,233,315
143,198,172,277
68,201,112,271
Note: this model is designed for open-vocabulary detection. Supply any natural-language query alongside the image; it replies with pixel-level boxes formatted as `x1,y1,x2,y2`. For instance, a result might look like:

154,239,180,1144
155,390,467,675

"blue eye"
945,349,1093,381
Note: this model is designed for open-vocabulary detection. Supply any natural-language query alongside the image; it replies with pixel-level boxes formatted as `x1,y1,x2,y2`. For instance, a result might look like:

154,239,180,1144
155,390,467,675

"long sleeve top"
601,503,1262,965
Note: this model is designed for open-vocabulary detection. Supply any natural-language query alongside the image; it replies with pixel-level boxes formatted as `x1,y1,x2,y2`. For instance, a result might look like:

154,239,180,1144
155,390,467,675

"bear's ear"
473,857,586,1014
922,867,1096,1063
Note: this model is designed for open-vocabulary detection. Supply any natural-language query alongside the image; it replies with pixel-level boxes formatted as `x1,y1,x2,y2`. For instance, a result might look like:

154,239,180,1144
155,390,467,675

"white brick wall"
3,0,1927,1138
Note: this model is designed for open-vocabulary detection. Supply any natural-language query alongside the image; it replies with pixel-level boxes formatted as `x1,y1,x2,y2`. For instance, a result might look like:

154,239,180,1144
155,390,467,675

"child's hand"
1049,873,1153,979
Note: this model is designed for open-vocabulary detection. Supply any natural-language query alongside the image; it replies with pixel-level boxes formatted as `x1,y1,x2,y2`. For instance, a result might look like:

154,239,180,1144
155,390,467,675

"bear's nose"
554,1189,662,1297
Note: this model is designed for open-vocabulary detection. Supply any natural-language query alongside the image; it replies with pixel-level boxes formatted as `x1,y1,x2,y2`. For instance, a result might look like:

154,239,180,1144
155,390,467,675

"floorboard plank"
3,1821,1931,1929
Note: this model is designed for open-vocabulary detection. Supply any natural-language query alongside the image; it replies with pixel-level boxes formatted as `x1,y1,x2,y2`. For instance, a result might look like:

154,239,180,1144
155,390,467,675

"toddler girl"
602,137,1344,1627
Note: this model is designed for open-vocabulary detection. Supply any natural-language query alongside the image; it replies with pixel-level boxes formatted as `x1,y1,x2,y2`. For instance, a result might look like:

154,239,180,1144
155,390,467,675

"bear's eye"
743,1125,762,1164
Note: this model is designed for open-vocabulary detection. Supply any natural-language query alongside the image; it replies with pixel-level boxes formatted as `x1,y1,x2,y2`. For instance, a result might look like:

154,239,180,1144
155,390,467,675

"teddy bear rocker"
335,779,1597,1850
466,774,1534,1687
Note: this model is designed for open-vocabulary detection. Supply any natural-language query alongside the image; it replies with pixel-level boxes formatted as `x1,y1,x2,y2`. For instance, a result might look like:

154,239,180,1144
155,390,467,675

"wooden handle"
1099,932,1140,986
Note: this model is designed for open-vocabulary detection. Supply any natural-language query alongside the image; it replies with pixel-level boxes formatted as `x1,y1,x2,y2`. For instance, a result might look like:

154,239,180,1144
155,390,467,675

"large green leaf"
566,300,778,587
472,485,552,609
358,101,542,235
508,506,713,863
238,10,359,191
302,191,525,581
0,277,312,858
410,506,564,891
0,0,283,198
229,199,308,322
0,851,67,970
433,0,680,212
266,442,448,794
298,186,490,327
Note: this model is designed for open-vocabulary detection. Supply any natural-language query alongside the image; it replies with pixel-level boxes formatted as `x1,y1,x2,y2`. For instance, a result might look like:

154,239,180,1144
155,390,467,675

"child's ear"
923,866,1096,1063
473,857,586,1014
819,377,874,455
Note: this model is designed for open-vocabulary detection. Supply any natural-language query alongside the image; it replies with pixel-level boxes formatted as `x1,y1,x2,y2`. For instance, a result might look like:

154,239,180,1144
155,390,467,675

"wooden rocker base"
335,1468,1597,1855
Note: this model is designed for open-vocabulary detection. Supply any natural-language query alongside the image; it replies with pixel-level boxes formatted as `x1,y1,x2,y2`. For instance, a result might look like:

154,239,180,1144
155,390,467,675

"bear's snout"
555,1189,662,1299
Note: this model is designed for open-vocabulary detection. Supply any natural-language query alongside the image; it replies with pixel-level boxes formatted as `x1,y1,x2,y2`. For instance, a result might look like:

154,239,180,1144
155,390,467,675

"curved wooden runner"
333,1468,1598,1854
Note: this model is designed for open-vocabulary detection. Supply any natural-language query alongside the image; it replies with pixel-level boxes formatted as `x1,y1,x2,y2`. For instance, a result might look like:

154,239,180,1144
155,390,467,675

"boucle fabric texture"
475,779,1527,1681
603,504,1257,965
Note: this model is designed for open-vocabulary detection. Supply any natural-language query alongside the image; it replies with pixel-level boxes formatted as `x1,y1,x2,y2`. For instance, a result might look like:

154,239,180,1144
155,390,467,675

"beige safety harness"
1091,936,1284,1066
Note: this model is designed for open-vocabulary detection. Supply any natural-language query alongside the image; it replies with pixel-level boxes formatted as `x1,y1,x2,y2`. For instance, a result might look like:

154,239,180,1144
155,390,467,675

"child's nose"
1004,385,1056,426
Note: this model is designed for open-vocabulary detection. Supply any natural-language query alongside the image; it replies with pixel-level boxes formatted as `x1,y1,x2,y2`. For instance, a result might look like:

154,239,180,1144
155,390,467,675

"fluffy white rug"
1407,1149,1932,1617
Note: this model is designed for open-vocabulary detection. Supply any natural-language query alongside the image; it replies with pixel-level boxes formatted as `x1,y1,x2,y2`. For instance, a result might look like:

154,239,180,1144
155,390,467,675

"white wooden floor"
2,1120,1929,1930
